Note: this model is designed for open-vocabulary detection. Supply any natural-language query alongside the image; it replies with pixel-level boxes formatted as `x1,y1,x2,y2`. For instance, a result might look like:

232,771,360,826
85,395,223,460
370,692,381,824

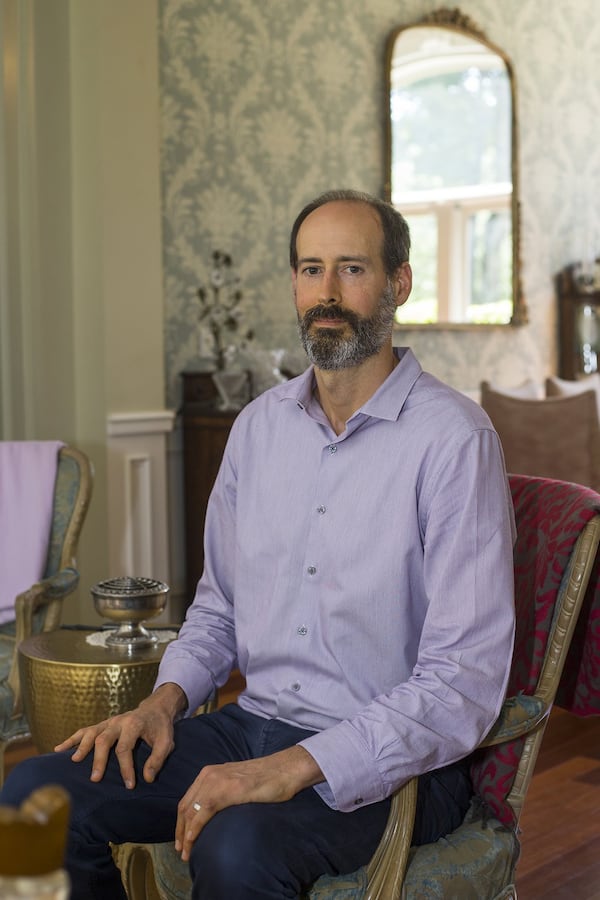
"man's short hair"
289,189,411,277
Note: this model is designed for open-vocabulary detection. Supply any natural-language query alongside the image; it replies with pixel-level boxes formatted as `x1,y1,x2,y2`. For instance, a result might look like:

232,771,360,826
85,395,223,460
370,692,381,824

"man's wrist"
148,681,189,719
284,745,325,792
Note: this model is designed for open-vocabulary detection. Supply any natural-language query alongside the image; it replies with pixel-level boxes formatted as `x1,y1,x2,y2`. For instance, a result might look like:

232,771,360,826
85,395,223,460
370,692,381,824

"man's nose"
320,270,341,304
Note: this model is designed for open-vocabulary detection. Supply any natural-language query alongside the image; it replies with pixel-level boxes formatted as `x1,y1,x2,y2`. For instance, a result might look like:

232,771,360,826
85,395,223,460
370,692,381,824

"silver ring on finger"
192,801,202,813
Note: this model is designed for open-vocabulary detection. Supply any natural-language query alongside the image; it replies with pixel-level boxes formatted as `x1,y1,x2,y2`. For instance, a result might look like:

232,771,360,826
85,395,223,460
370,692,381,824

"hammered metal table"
18,629,175,753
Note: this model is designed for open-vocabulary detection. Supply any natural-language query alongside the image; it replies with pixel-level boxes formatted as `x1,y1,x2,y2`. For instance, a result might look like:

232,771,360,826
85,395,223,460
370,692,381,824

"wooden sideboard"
180,372,237,604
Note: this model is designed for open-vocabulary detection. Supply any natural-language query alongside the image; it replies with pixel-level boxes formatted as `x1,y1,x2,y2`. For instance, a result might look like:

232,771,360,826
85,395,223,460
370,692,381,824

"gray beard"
297,282,397,371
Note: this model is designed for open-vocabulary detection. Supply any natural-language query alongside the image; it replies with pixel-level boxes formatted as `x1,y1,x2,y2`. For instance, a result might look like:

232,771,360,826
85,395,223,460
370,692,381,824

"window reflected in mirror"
385,11,525,327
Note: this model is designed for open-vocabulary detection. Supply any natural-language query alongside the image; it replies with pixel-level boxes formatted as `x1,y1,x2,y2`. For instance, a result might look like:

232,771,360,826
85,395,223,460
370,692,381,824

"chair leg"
113,843,164,900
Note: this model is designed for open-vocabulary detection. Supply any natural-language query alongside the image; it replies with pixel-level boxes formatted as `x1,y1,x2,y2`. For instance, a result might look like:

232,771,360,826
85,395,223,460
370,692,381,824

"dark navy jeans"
1,704,471,899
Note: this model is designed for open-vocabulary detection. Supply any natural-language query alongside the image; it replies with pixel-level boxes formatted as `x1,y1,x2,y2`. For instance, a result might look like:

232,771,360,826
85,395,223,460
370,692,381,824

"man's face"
291,201,410,370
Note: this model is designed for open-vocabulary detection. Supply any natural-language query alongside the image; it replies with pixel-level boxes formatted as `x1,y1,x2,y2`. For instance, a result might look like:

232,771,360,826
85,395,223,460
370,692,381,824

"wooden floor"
5,700,600,898
516,707,600,899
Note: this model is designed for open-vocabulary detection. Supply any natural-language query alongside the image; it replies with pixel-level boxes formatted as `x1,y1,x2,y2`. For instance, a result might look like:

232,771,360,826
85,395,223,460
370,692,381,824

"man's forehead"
296,201,383,251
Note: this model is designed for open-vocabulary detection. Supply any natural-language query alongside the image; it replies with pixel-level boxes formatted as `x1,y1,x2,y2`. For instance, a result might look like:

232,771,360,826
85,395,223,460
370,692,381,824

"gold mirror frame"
384,8,526,329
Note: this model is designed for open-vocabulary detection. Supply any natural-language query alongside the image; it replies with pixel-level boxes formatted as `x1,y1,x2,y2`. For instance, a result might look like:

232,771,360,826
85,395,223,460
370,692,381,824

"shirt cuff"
153,658,215,718
299,720,386,812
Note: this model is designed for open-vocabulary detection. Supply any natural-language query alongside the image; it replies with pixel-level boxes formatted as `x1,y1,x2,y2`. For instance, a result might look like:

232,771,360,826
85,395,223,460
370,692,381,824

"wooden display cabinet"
180,372,237,605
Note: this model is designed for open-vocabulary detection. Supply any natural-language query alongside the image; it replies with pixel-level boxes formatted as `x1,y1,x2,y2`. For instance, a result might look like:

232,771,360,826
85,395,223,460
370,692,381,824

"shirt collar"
276,348,423,422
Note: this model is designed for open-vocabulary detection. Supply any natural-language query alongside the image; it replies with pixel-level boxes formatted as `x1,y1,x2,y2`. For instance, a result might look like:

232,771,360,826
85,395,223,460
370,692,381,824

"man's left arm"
299,426,516,812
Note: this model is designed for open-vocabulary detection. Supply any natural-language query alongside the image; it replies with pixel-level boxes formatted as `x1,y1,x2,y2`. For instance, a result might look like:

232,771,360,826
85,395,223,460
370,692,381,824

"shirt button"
354,797,364,806
316,505,326,515
307,565,317,575
328,444,337,454
291,682,301,692
297,625,308,635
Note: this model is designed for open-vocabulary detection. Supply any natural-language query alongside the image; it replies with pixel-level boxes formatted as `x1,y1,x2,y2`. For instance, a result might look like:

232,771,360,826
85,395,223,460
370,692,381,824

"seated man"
1,189,515,900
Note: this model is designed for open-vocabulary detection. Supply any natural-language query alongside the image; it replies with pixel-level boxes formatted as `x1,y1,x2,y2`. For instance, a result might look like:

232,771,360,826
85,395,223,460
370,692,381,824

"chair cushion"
399,808,517,900
545,373,600,419
308,801,518,899
145,804,517,900
0,630,28,739
149,841,192,900
483,379,543,399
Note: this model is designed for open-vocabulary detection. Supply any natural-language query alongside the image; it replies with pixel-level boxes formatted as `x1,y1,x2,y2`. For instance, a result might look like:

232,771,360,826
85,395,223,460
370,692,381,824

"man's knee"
189,805,298,899
1,751,76,806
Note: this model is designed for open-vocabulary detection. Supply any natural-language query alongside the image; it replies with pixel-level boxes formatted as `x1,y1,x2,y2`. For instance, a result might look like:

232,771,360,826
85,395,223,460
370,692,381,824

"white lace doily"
86,629,178,647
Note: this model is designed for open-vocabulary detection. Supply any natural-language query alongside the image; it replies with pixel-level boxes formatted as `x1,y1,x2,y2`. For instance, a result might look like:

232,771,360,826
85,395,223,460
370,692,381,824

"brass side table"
18,628,176,753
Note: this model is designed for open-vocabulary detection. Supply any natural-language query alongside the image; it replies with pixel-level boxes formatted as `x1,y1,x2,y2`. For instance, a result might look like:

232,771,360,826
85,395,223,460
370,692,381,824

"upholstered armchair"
115,475,600,900
0,444,93,783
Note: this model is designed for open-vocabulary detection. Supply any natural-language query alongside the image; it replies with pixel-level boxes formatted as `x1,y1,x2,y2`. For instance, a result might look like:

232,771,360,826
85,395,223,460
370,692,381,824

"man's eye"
303,266,320,276
345,265,363,275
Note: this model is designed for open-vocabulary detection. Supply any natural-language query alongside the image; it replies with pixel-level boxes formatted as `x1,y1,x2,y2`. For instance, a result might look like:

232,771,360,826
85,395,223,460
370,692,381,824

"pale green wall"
1,0,166,622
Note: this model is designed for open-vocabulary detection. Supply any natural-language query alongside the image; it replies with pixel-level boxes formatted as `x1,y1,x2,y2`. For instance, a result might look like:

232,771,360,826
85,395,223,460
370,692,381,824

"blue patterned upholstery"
309,800,517,899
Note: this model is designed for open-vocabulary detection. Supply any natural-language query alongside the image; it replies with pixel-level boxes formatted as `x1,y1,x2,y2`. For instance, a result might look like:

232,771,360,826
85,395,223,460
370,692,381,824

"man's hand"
53,682,188,789
174,745,324,861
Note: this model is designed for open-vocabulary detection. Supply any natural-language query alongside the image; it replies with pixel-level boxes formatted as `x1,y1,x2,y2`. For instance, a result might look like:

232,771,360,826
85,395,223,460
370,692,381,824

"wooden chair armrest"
14,568,79,634
361,695,546,899
9,567,80,712
365,776,418,899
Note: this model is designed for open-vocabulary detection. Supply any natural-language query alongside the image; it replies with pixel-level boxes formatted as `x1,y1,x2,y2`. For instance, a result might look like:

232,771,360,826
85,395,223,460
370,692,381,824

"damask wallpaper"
159,0,600,408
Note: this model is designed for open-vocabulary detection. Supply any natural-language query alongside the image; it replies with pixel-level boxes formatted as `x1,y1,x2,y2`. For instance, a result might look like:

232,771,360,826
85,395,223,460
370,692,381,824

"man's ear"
392,262,412,308
290,267,298,291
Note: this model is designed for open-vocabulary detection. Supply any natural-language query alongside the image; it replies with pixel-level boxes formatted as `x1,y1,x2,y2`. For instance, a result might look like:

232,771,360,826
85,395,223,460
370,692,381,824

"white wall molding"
106,409,176,618
107,410,175,437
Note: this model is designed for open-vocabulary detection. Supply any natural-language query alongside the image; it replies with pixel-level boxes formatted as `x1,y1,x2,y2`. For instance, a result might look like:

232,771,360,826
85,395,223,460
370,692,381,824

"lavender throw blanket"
0,441,64,624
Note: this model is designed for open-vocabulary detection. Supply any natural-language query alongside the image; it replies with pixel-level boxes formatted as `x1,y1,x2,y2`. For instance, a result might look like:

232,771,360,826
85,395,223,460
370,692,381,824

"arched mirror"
385,8,526,328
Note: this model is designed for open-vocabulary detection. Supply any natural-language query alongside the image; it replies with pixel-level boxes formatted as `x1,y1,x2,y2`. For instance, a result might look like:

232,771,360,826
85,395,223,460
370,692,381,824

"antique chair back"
115,475,600,900
0,445,93,783
480,381,600,491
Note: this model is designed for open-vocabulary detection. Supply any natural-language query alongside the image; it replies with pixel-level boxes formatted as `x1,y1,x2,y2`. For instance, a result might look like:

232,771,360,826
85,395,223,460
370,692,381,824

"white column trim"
106,409,176,619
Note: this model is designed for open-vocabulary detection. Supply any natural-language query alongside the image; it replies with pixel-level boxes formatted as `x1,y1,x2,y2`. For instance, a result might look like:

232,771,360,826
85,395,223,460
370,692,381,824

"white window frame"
393,183,511,323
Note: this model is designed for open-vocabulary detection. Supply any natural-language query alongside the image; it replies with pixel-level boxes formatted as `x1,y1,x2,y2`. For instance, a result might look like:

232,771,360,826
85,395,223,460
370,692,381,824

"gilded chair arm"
362,695,546,900
365,776,418,900
10,567,80,713
478,694,548,748
14,567,80,640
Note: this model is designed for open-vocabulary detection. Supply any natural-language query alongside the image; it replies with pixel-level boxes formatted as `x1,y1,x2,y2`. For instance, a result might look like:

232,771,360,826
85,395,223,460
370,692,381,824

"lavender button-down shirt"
156,348,515,812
